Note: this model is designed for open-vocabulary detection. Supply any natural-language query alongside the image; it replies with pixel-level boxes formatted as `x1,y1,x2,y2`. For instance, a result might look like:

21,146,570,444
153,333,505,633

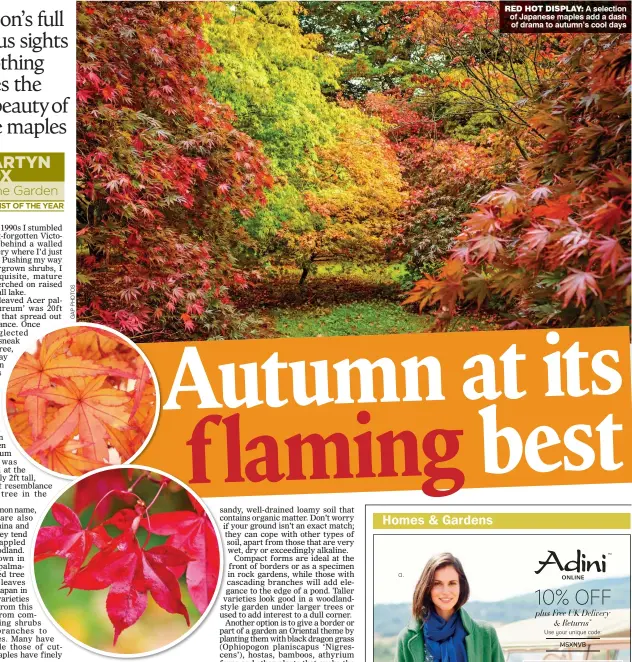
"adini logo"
535,550,607,576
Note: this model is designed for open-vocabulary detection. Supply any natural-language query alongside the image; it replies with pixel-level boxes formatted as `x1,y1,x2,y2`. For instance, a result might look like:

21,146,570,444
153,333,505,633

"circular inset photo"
5,324,158,476
34,467,222,655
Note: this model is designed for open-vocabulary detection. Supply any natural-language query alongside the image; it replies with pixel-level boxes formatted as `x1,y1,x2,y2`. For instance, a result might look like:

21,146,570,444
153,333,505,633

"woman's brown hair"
412,552,470,621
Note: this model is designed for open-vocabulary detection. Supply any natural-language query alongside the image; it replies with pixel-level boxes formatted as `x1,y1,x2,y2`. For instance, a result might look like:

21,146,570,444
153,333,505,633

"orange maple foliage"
7,327,156,476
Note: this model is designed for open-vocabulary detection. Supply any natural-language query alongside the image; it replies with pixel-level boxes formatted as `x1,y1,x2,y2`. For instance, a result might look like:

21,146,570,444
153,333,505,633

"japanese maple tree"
35,470,220,648
204,2,406,284
76,2,272,338
405,35,631,327
394,2,564,144
365,89,514,282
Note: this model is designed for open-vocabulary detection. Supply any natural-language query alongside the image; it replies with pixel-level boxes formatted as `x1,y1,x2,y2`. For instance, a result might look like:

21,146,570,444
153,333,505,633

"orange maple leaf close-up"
6,327,156,476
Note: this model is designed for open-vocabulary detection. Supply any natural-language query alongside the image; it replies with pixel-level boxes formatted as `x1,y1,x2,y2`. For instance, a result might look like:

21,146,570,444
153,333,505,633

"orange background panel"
137,327,631,497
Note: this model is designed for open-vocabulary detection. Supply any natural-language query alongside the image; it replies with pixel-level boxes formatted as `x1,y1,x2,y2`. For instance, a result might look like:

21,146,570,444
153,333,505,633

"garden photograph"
76,2,630,341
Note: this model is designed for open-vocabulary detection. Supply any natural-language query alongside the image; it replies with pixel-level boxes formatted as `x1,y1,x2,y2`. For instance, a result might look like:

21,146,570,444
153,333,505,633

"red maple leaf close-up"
34,503,110,582
142,493,221,614
67,528,191,644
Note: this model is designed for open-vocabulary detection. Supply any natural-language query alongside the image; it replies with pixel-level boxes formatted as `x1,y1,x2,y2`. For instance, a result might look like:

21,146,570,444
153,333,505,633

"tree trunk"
299,254,316,286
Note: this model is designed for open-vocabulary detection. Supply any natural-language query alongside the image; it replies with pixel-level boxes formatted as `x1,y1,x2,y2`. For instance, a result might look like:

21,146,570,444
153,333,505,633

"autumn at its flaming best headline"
160,334,625,497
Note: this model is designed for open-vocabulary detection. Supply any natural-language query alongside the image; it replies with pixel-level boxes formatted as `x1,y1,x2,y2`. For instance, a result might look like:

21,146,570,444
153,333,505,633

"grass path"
236,263,499,338
270,301,496,337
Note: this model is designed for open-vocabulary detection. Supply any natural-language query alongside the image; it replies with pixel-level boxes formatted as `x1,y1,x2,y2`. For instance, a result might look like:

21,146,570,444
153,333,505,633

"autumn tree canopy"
77,3,271,336
204,1,406,282
405,33,630,327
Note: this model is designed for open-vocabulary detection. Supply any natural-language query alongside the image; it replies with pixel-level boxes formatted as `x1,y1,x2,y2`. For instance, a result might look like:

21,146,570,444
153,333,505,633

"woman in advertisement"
396,552,504,662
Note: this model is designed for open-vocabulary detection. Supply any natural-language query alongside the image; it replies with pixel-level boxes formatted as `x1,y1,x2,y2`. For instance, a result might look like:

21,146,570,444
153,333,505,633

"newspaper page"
0,1,629,661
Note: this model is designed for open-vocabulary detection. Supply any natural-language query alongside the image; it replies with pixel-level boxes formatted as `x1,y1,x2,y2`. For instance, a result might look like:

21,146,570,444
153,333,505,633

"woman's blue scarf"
423,610,467,662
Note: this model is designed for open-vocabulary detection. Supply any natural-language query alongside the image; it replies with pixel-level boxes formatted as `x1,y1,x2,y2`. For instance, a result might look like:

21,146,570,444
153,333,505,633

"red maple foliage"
35,470,220,646
34,503,109,583
76,2,273,338
404,34,631,327
140,492,220,614
365,90,513,280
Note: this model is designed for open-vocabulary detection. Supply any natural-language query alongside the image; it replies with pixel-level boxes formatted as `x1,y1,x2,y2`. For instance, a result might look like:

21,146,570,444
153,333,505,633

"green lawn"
270,301,497,337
